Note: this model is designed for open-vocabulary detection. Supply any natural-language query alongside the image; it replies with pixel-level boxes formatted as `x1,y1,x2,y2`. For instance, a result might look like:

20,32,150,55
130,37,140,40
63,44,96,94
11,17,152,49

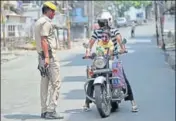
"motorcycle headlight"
93,57,106,69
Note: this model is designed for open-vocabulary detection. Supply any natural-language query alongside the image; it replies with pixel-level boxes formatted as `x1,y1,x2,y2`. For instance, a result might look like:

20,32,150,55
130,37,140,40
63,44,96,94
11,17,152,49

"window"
8,25,15,37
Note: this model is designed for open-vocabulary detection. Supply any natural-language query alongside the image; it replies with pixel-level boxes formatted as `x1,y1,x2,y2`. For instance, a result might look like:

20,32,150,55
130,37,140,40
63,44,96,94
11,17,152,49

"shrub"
30,40,36,47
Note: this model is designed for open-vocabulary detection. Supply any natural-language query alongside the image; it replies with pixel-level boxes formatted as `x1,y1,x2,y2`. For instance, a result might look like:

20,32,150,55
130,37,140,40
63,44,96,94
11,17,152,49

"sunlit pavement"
1,23,175,121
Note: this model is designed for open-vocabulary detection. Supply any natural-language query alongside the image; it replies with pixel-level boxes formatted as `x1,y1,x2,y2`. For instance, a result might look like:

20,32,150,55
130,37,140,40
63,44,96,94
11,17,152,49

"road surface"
1,23,175,121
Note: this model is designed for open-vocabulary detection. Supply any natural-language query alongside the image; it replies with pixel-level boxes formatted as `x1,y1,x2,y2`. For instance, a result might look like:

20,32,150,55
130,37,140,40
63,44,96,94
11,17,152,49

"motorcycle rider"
83,17,138,112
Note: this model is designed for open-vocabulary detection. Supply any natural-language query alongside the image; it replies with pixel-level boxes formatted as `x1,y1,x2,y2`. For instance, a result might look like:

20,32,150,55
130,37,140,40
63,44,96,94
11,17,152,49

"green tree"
131,1,152,9
94,1,107,18
114,1,133,16
114,1,152,16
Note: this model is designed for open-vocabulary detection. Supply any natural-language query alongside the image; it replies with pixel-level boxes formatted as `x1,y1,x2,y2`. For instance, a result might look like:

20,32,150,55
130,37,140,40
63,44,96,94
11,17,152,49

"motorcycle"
82,39,128,118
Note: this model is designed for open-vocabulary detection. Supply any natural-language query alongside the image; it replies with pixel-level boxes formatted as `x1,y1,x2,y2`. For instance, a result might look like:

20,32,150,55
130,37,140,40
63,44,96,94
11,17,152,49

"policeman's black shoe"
41,112,47,118
45,111,64,119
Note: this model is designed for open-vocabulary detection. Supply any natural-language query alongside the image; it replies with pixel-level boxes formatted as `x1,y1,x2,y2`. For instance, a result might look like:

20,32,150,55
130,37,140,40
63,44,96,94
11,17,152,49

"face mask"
102,35,109,43
49,10,55,19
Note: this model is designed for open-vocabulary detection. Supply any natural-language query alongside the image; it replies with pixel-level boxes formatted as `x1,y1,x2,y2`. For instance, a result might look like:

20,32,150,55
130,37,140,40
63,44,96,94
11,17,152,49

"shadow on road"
63,76,86,83
62,108,84,114
3,114,41,120
62,108,100,121
62,89,85,100
63,105,133,121
60,54,91,67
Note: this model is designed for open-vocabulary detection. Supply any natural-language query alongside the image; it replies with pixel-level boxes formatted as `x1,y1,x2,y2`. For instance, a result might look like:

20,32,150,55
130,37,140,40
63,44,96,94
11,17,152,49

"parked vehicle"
116,17,127,27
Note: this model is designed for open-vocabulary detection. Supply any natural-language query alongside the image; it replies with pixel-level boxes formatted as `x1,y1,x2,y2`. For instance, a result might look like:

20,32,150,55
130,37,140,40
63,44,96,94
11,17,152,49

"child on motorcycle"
97,30,114,57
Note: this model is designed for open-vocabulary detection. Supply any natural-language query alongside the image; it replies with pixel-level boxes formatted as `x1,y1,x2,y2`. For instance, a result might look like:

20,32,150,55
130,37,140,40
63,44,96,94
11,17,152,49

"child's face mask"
101,34,109,43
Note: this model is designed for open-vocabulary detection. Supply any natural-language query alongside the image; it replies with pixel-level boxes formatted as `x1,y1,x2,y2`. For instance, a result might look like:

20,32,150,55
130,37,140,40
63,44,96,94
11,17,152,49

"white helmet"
100,12,113,27
100,11,112,20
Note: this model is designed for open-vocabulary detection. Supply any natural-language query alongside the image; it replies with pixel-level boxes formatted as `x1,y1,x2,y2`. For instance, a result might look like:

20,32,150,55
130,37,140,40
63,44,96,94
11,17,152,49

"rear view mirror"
122,38,127,44
83,43,89,49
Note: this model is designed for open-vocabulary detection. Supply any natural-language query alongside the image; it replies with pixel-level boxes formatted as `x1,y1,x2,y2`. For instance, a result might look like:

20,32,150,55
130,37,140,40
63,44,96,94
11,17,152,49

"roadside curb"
1,41,84,64
14,40,85,51
164,50,175,70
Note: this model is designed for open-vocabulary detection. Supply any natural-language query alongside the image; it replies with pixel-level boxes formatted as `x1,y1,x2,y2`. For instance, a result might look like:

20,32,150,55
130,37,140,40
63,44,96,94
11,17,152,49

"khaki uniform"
34,15,61,113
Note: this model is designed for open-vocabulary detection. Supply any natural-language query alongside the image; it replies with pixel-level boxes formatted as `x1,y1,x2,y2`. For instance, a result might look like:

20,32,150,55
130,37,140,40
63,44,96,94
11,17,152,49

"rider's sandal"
131,105,138,112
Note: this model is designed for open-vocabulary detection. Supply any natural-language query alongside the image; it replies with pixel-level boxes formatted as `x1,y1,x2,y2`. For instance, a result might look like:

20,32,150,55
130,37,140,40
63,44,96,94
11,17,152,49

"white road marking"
127,39,152,44
127,49,135,53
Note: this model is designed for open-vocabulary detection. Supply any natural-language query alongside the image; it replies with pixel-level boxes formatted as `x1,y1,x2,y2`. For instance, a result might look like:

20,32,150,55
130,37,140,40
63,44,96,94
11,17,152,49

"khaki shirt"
34,15,56,55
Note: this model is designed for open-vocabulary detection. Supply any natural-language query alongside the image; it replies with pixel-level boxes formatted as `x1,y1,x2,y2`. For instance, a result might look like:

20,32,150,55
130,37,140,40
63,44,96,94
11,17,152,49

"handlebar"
82,56,93,59
82,50,128,59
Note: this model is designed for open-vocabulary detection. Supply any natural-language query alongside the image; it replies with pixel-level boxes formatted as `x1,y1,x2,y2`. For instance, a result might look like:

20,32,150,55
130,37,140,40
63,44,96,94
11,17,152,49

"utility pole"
88,1,90,38
65,1,71,49
88,1,93,38
155,1,165,48
84,1,87,40
87,1,94,38
92,1,94,30
154,1,159,46
1,2,7,49
158,1,165,50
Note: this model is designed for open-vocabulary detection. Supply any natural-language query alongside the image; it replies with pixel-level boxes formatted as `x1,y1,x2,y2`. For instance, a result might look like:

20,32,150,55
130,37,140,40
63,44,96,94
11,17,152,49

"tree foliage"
94,1,107,18
131,1,152,9
114,1,152,16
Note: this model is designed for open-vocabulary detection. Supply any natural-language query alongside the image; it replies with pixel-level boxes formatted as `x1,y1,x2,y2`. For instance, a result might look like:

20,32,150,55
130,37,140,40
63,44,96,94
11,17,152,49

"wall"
7,15,27,23
125,7,137,21
70,25,85,41
125,7,146,21
71,8,88,23
52,13,67,28
22,8,40,20
1,15,30,38
8,16,20,23
163,14,175,32
71,7,88,40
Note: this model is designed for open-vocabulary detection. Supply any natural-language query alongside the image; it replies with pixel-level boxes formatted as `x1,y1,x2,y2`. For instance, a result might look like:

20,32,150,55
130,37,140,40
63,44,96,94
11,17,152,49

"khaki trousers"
40,57,61,113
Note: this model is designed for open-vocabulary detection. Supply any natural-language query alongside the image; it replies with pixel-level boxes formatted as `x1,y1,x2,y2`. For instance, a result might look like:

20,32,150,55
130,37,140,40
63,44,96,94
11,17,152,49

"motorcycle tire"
94,84,111,118
111,102,119,112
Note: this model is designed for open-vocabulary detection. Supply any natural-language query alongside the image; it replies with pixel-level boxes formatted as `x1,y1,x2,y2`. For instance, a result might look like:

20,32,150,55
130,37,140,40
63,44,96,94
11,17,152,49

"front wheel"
94,84,111,118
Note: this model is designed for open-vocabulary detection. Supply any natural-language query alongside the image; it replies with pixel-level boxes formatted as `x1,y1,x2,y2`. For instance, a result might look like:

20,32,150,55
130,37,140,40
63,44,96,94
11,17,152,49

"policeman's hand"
44,57,50,67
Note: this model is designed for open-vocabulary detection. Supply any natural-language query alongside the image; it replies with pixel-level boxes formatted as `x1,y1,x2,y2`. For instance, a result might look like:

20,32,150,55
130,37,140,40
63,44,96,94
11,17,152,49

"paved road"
1,23,175,121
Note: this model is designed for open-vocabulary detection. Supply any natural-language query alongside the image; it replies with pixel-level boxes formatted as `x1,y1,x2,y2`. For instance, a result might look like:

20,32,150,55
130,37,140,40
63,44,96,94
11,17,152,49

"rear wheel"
94,85,111,118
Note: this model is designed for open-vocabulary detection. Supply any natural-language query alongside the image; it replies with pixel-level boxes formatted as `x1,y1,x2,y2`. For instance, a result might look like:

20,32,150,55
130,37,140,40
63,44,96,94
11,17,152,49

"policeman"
34,1,64,119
